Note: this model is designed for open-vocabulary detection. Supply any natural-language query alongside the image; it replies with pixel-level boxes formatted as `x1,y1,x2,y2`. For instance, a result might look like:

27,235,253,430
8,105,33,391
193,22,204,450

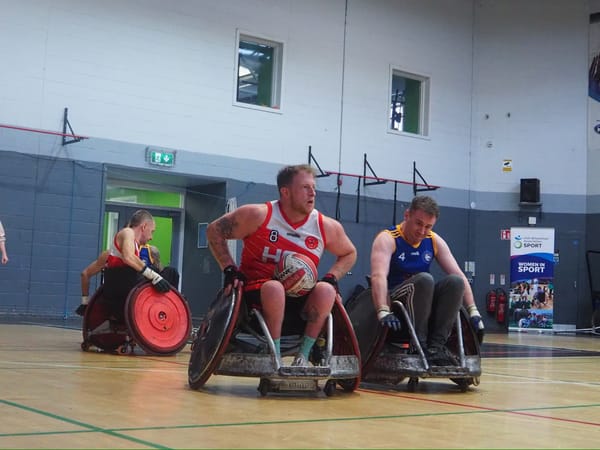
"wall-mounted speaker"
520,178,540,203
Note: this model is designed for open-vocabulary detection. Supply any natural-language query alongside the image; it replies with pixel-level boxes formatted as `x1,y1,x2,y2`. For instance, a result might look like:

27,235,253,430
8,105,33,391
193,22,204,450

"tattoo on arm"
216,216,236,239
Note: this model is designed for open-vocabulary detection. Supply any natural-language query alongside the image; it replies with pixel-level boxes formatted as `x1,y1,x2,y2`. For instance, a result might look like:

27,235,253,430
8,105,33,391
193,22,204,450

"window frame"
387,65,431,139
233,30,284,113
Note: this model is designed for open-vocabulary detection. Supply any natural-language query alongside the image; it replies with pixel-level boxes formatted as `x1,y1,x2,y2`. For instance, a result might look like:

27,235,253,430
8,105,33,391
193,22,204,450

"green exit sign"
147,147,176,167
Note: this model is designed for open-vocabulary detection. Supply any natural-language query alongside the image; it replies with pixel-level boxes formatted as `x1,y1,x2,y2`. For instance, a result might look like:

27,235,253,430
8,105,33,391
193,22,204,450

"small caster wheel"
407,377,419,392
472,376,480,386
337,378,357,393
324,380,336,397
258,378,270,397
451,378,470,392
81,341,90,352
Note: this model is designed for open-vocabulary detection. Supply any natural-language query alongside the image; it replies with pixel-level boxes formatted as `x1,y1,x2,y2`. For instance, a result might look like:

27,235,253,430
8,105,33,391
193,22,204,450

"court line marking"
0,397,598,441
0,399,171,449
357,388,600,427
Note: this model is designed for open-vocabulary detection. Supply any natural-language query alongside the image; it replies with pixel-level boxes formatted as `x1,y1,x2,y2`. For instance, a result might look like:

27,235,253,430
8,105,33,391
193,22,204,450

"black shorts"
102,266,143,322
243,289,308,336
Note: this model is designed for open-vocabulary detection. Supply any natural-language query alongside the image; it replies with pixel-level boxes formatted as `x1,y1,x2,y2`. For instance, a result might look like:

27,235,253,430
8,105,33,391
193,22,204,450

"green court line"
1,398,598,440
0,399,172,449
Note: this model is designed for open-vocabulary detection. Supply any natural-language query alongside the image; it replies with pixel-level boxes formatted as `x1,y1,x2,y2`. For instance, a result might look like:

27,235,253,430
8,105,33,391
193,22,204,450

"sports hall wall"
0,0,596,330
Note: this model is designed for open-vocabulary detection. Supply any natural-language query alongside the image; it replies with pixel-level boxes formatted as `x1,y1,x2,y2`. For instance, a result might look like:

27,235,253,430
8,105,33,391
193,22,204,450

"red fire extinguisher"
486,289,497,314
496,288,507,324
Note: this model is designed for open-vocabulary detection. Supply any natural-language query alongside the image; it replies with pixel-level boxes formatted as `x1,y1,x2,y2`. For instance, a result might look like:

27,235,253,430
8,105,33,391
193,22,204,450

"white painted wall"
471,0,589,198
0,0,347,167
0,0,593,203
341,0,475,196
588,0,600,198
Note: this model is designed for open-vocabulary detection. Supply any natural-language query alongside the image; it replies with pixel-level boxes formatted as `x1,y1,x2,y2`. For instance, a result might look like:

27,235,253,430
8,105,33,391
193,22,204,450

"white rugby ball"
274,252,318,297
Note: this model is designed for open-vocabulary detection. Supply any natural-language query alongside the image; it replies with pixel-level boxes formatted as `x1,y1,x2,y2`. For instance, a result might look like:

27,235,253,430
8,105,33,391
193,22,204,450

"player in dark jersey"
370,196,484,365
207,164,356,366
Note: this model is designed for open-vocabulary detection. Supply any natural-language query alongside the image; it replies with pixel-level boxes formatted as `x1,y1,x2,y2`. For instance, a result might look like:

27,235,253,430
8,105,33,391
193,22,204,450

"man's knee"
411,272,435,290
436,274,464,301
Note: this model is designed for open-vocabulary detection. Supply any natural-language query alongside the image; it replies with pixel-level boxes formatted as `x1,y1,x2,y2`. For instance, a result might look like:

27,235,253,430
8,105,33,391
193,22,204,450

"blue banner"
509,228,555,331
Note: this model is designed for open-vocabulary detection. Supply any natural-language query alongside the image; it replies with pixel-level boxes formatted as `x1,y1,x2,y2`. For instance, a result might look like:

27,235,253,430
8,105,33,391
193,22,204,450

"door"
552,231,581,328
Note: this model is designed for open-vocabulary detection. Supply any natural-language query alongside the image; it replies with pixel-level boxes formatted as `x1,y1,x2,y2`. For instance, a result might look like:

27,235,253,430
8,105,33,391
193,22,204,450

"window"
235,33,283,110
105,185,183,208
389,68,429,136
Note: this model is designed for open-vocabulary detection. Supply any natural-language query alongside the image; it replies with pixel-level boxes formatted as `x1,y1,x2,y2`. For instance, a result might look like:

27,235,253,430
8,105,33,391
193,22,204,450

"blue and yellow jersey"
386,224,438,287
139,244,154,267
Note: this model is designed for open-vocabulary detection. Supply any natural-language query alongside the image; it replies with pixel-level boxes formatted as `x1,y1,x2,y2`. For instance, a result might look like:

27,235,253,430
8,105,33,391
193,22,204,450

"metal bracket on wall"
412,161,438,197
307,147,440,224
62,107,85,146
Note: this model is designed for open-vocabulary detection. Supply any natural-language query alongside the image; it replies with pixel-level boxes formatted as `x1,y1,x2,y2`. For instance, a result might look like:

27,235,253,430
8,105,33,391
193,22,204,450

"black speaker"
520,178,540,203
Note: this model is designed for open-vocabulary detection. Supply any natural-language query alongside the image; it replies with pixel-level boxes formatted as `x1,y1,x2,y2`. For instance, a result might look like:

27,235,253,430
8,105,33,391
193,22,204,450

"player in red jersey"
207,164,356,365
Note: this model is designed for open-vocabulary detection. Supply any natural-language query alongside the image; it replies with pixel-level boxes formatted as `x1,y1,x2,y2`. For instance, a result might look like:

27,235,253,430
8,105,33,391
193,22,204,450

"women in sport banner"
509,227,555,331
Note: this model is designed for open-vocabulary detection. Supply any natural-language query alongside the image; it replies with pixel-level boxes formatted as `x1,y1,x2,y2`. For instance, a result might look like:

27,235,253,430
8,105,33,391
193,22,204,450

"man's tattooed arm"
207,215,238,269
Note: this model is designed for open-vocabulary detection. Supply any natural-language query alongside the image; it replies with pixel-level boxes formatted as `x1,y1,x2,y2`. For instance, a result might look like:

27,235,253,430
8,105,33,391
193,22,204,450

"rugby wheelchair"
346,284,482,392
188,287,361,396
81,282,192,356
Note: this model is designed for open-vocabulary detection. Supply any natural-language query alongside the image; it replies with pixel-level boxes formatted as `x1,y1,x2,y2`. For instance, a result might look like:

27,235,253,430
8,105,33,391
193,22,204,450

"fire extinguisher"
486,289,497,314
496,288,507,324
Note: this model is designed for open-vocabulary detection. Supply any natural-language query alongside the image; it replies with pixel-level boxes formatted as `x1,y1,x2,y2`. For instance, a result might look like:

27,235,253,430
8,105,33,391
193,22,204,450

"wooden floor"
0,321,598,449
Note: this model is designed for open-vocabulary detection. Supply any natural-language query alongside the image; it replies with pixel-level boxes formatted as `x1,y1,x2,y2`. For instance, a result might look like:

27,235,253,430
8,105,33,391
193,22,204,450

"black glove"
377,308,401,331
141,266,171,293
223,265,246,289
75,304,87,316
320,273,338,292
468,305,485,344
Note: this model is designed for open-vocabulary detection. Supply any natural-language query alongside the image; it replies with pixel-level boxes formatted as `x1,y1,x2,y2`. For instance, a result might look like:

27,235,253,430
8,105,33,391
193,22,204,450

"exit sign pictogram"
147,147,176,167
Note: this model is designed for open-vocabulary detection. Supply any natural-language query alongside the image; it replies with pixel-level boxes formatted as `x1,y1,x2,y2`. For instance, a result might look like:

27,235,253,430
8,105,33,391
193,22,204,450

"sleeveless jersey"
106,233,140,268
386,224,438,287
139,244,155,267
240,200,326,291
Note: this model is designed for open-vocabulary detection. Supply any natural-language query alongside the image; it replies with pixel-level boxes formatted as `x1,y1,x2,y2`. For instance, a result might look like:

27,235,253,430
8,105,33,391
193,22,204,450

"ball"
274,252,318,297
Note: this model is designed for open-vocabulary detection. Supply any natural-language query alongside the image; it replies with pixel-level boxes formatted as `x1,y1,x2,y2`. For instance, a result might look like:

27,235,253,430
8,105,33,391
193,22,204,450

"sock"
273,338,281,356
299,336,316,359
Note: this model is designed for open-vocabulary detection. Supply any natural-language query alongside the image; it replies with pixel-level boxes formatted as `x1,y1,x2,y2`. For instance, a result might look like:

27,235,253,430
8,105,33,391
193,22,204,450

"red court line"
359,387,600,427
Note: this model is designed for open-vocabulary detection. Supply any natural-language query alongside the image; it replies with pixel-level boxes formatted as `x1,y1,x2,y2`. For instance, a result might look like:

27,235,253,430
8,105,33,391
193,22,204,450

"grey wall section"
0,145,595,331
182,182,226,319
467,210,590,333
0,150,104,316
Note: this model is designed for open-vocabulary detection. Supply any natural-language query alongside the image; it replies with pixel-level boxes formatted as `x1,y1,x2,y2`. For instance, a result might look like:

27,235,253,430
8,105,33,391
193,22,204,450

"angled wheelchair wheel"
345,288,387,377
332,296,362,392
125,282,192,356
82,285,129,352
188,288,241,390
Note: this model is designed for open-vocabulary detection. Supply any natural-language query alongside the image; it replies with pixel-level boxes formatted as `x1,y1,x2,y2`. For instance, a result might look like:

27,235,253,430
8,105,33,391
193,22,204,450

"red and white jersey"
106,233,140,268
241,200,326,290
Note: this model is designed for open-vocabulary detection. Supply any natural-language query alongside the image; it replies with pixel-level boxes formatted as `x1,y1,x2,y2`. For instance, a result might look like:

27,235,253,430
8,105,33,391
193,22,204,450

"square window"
389,68,429,136
235,33,283,110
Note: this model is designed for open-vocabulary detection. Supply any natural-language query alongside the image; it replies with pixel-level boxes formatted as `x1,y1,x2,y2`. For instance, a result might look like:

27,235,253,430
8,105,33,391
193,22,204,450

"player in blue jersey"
369,196,484,365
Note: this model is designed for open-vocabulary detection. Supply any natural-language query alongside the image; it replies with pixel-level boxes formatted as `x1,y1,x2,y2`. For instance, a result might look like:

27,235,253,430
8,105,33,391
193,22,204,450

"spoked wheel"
188,288,241,390
82,286,129,352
